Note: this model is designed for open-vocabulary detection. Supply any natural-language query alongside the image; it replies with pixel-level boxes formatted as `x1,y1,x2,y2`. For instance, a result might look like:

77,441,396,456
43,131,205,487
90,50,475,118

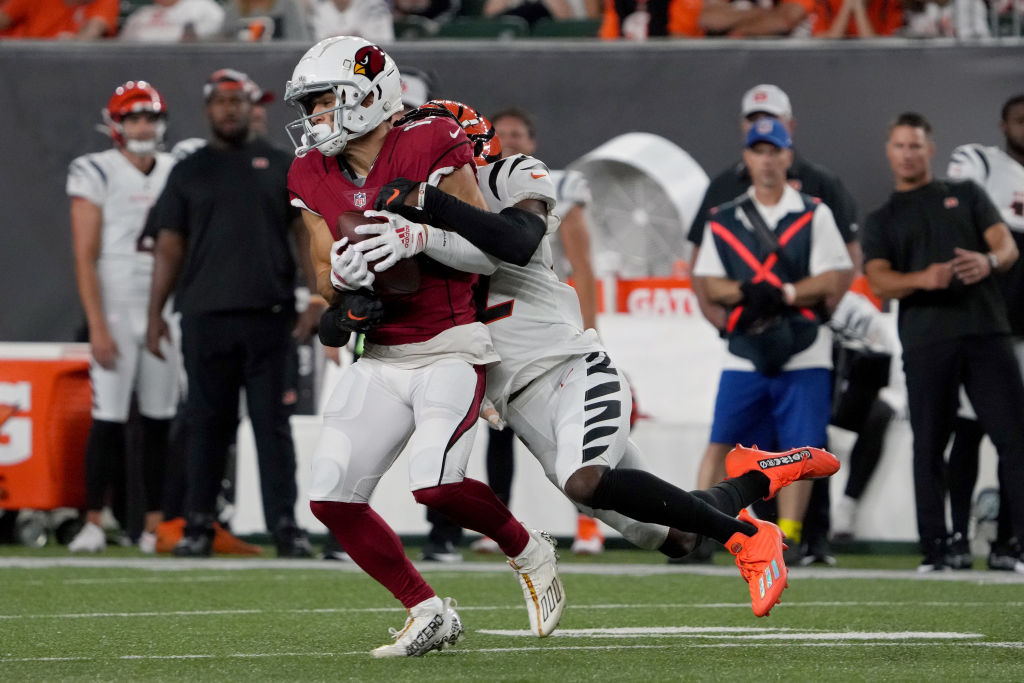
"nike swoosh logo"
531,172,547,179
386,188,400,206
449,130,459,138
347,312,369,321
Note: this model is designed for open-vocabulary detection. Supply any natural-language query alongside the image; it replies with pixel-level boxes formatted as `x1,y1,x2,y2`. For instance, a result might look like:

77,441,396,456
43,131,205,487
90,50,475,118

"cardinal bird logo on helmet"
353,45,386,81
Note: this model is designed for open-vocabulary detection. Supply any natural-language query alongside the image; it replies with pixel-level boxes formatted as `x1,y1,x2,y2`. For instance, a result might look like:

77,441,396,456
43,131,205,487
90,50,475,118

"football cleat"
371,596,459,658
508,530,566,637
571,514,605,555
727,509,789,617
725,444,840,500
68,522,106,553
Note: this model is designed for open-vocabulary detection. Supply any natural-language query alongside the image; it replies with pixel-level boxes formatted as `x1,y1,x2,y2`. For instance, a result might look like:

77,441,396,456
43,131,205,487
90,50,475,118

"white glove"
353,209,431,273
479,397,506,431
329,237,375,291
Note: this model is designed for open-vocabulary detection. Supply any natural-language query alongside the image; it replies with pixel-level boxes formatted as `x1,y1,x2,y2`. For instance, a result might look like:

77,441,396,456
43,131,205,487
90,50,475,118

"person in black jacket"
863,111,1024,573
145,69,317,558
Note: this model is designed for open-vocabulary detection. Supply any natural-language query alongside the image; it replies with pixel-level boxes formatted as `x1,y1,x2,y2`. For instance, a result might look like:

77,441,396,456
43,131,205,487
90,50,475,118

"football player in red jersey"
284,37,565,656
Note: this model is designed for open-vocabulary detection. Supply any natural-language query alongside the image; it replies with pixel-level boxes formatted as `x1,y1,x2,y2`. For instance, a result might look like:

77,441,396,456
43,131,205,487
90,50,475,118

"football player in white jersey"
67,81,179,554
946,93,1024,570
356,100,843,617
492,107,604,554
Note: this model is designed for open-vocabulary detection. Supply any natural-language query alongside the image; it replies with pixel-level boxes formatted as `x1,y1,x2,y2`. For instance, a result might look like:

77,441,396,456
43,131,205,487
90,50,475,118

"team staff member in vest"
693,119,852,551
686,84,859,563
864,111,1024,573
145,69,315,558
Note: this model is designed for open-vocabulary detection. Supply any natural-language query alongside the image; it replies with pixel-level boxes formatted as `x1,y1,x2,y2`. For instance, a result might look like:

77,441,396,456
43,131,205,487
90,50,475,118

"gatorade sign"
0,382,31,466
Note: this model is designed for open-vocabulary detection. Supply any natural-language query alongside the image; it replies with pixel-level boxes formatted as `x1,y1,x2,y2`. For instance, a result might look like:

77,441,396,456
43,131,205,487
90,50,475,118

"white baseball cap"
741,84,792,119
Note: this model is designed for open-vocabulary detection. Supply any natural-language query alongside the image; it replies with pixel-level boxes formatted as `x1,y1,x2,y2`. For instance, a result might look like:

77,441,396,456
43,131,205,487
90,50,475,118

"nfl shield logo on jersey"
354,192,367,208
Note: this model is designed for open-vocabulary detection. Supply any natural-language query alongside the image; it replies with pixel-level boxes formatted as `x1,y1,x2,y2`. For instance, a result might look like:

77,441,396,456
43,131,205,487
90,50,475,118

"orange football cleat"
725,444,840,500
727,509,789,617
155,517,262,555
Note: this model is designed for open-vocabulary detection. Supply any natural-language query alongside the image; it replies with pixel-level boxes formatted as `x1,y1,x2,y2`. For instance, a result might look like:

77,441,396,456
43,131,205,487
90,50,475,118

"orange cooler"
0,353,92,510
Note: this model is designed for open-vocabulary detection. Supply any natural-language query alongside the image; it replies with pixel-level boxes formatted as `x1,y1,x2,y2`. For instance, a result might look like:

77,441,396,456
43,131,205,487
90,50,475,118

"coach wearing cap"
688,113,853,565
145,68,316,558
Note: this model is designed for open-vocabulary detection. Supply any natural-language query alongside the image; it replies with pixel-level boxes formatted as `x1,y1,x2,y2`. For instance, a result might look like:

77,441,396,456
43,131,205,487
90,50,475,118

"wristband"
416,182,427,209
987,252,999,271
782,283,797,306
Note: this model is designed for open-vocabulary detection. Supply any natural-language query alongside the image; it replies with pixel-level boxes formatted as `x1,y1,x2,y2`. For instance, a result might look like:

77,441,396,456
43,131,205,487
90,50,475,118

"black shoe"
917,538,949,573
945,533,973,570
988,539,1021,571
173,532,213,557
319,534,351,561
274,520,313,558
421,540,462,563
800,537,837,567
783,540,806,566
668,535,715,564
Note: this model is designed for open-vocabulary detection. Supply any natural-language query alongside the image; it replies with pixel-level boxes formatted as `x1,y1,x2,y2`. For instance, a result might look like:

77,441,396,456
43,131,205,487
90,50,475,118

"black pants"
180,309,298,532
903,335,1024,551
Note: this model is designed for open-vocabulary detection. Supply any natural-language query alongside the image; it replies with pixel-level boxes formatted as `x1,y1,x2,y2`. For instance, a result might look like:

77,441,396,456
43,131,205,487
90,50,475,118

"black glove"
732,281,785,333
373,177,427,222
318,288,384,347
740,281,785,317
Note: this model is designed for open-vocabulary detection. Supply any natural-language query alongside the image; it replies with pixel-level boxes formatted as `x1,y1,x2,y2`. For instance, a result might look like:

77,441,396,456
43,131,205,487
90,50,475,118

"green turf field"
2,548,1023,681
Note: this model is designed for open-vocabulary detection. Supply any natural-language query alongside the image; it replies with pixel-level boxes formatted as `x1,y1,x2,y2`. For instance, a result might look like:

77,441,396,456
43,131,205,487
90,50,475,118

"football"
335,210,420,295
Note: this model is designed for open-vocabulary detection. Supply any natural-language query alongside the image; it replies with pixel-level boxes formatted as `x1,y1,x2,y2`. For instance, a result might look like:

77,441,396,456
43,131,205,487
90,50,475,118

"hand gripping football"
335,211,420,295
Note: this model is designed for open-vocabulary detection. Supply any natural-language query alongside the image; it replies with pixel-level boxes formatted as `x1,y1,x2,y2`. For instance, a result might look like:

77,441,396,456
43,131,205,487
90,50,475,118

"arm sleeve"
423,228,500,275
421,185,547,266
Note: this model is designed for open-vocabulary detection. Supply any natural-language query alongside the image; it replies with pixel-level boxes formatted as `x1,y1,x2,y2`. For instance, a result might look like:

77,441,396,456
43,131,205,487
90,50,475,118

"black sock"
140,417,171,514
590,468,757,545
83,420,126,512
692,471,770,516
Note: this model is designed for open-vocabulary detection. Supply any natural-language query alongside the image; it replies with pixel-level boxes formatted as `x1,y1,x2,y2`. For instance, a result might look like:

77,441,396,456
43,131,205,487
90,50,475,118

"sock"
83,420,126,512
590,468,756,545
691,471,771,516
140,416,171,514
778,517,803,544
310,500,434,609
413,478,530,556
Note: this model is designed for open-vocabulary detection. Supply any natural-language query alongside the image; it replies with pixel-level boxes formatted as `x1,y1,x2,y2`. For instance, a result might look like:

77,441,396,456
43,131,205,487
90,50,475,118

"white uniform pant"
505,351,670,551
91,302,179,422
309,357,484,503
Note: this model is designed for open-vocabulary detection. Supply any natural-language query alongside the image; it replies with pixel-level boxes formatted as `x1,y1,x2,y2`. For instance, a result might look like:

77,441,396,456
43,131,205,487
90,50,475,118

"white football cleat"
68,522,106,553
138,531,158,555
371,596,459,658
508,530,566,637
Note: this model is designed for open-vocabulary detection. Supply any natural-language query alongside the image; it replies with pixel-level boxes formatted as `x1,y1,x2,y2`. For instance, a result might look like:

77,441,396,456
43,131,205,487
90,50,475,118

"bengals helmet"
399,99,501,166
103,81,167,155
284,36,403,158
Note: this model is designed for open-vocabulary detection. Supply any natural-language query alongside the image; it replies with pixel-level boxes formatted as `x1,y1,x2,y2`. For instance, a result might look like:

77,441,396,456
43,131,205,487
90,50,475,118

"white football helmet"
284,36,403,158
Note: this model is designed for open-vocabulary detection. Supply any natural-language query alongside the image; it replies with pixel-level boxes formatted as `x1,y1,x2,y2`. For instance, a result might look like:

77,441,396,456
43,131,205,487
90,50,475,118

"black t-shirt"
151,138,299,315
862,179,1008,350
688,153,859,246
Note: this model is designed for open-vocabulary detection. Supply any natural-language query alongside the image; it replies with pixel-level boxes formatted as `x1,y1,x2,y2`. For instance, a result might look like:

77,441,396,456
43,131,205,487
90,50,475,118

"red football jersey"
289,117,479,346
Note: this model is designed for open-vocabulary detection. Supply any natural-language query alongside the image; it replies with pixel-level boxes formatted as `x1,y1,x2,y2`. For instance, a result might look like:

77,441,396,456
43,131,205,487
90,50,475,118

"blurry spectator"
221,0,312,41
484,0,599,26
0,0,117,39
901,0,990,38
686,84,859,564
306,0,394,42
818,0,904,37
599,0,705,38
698,0,813,37
119,0,225,42
392,0,461,24
943,93,1024,570
66,81,179,554
863,111,1024,573
145,68,315,558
